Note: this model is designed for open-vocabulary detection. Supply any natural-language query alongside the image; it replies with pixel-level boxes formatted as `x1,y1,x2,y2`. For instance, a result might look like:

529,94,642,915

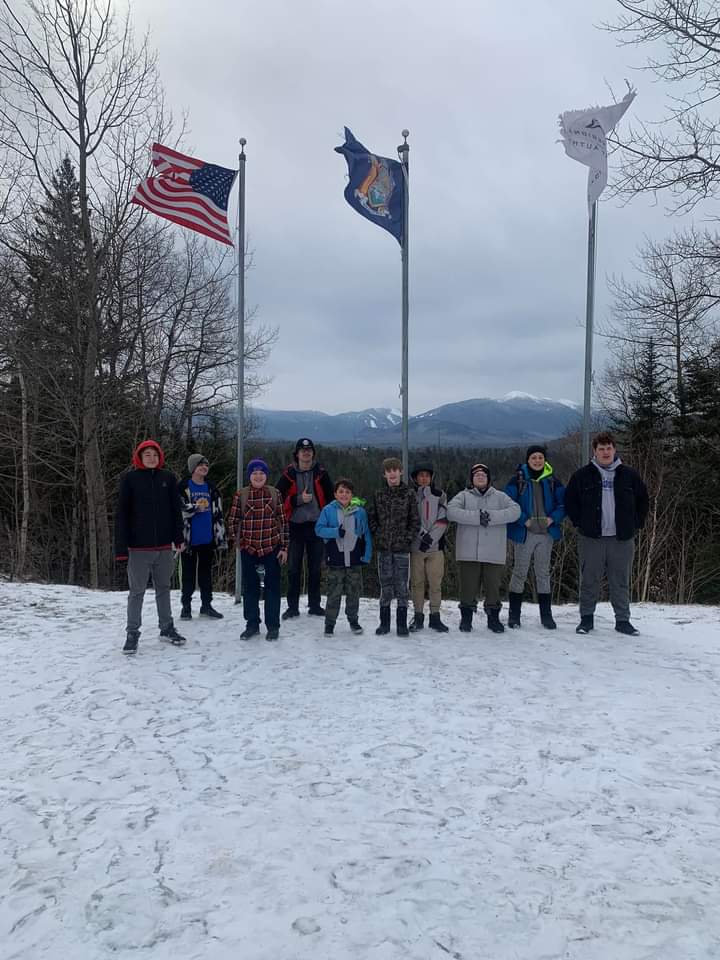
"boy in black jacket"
115,440,185,654
565,431,649,636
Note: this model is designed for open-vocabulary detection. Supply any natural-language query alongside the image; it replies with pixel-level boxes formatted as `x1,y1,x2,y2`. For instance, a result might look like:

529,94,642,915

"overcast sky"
137,0,679,415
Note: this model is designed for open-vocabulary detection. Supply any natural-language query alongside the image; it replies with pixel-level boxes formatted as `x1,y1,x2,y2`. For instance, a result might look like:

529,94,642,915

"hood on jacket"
519,461,554,482
132,440,165,470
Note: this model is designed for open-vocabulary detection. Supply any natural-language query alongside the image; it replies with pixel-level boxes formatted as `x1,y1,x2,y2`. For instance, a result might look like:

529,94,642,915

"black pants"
181,543,214,606
241,549,281,629
286,521,324,611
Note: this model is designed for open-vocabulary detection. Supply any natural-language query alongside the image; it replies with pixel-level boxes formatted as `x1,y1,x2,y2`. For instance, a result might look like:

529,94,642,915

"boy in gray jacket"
447,462,521,633
409,462,449,633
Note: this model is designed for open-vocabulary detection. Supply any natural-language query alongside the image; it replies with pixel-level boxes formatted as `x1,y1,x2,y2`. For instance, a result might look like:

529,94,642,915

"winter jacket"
227,484,289,557
447,486,521,564
564,460,649,541
411,484,448,553
505,462,566,544
115,441,183,559
276,462,334,522
367,482,421,553
315,499,372,567
177,478,228,553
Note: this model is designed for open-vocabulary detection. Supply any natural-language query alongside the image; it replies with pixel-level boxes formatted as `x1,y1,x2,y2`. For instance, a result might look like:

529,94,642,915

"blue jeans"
241,549,281,629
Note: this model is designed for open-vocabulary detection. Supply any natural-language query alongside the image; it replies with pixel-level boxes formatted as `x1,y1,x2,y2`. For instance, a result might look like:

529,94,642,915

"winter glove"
337,524,345,538
419,532,433,552
478,510,490,527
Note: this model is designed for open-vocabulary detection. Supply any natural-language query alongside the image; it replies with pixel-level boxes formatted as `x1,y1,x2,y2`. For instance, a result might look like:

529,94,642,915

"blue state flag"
335,127,404,244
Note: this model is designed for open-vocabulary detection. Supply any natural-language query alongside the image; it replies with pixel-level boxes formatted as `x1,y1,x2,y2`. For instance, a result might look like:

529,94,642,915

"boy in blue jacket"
505,445,565,630
315,478,371,636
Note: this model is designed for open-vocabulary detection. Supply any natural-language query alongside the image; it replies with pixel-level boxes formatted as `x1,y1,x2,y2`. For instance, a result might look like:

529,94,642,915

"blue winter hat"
247,458,269,479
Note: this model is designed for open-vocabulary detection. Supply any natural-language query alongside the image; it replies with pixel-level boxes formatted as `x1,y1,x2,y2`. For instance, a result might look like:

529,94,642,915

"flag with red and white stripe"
131,143,237,245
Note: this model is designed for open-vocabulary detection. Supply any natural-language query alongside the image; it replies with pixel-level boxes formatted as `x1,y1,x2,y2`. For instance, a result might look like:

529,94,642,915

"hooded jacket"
447,484,521,564
276,461,334,523
564,458,649,540
505,462,566,544
114,441,183,559
315,499,372,567
410,464,448,553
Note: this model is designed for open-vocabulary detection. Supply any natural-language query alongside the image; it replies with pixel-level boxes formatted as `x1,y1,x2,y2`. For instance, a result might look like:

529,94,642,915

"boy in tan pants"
409,462,449,633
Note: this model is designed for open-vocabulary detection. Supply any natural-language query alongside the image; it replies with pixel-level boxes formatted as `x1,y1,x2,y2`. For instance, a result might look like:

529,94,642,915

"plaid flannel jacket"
228,484,289,557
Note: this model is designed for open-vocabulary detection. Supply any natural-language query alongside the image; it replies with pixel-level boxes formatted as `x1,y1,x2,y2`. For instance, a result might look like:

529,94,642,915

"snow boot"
180,603,192,621
281,607,300,620
615,620,639,636
200,604,224,619
459,605,474,632
576,614,594,634
486,607,505,634
409,612,424,633
324,621,335,636
375,606,391,635
265,628,279,641
160,623,186,645
538,594,557,630
348,620,364,635
307,605,325,616
122,631,139,655
396,607,409,637
508,592,522,629
240,622,260,640
428,612,449,633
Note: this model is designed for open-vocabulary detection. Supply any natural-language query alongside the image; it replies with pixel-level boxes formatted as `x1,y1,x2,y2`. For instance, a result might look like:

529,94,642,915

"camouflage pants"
325,565,363,624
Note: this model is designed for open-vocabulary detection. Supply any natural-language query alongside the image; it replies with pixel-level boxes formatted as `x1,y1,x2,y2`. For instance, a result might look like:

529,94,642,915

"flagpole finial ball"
402,129,409,139
239,137,247,147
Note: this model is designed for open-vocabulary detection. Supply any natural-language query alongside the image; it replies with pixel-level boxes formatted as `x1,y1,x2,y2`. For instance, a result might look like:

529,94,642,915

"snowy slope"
1,581,719,960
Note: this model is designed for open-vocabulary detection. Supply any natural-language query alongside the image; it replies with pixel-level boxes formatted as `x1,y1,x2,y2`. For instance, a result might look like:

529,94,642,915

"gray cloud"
137,0,682,414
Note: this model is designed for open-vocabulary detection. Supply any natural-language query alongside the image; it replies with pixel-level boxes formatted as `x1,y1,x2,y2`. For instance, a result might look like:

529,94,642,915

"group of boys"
115,432,648,653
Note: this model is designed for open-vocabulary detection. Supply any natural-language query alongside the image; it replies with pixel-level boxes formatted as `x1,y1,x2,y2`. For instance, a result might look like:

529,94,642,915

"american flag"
131,143,237,245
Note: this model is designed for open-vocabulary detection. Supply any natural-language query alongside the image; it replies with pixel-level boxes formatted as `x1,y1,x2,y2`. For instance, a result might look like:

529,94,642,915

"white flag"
559,88,636,211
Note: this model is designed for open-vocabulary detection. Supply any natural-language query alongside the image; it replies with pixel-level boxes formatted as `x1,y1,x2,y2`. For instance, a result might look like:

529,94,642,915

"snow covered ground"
1,581,719,960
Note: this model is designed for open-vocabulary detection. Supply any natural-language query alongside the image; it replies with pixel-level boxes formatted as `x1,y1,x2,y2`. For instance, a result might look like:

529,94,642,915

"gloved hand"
419,532,433,552
337,524,345,538
478,510,490,527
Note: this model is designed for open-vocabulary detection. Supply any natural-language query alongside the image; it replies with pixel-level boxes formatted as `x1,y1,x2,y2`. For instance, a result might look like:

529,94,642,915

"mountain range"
252,392,581,447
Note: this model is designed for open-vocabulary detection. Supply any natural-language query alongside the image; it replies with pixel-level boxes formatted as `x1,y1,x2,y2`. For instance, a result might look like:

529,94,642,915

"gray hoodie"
592,457,622,537
447,486,521,564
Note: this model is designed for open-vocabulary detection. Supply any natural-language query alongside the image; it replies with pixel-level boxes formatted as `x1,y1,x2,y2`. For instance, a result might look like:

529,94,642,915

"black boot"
428,612,449,633
576,614,594,634
375,606,391,635
538,593,557,630
324,620,335,636
396,607,409,636
508,592,522,629
200,604,224,619
348,620,363,635
180,603,192,621
240,621,260,640
459,605,474,632
160,623,187,645
615,620,639,636
486,607,505,634
122,631,139,655
409,612,424,632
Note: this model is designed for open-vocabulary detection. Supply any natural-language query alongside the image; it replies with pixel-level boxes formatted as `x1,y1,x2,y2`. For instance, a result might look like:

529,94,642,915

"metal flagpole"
582,201,598,462
234,138,247,603
397,129,410,478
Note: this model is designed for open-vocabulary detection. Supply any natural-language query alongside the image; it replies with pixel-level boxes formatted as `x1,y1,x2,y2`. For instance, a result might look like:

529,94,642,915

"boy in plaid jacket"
228,459,288,641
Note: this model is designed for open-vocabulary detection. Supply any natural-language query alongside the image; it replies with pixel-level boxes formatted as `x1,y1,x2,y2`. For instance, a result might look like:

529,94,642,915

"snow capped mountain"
253,395,581,447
